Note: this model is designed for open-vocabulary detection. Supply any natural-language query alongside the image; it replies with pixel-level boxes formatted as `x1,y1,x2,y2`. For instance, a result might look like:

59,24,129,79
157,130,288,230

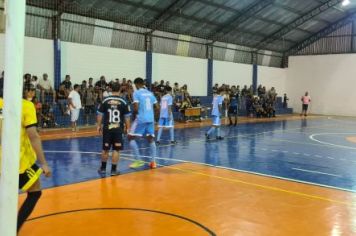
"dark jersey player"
97,83,131,176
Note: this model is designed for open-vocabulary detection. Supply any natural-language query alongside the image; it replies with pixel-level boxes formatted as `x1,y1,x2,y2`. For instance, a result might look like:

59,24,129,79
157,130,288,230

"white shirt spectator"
68,90,82,110
39,79,52,90
103,91,112,98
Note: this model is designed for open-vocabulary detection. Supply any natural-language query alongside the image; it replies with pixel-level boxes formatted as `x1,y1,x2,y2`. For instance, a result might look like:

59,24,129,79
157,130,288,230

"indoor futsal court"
3,0,356,236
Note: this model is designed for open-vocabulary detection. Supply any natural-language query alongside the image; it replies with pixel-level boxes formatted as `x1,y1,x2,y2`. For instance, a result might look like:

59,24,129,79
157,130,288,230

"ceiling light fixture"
342,0,350,6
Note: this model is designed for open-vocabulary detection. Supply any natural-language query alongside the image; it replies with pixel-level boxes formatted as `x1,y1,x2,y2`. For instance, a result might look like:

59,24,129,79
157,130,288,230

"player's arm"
26,127,51,177
97,113,103,133
97,103,104,133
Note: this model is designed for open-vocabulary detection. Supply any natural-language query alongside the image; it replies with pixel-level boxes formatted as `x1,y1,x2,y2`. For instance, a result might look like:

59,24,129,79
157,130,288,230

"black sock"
101,162,107,170
17,191,42,232
111,164,117,172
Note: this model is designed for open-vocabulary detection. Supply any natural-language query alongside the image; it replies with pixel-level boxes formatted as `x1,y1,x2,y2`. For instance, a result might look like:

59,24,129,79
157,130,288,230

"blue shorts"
129,120,155,137
158,117,174,128
211,115,221,126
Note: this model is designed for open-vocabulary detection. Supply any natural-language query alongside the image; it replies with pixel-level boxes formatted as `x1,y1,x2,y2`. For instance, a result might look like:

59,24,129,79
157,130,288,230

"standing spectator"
61,75,72,91
88,77,94,87
24,73,31,85
39,73,55,103
301,91,311,117
68,84,82,131
158,80,166,94
83,85,97,125
57,84,68,115
95,76,107,102
283,93,289,108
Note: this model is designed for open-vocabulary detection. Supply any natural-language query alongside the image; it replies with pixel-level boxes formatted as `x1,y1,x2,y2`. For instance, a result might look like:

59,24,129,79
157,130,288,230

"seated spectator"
39,73,56,104
41,103,56,128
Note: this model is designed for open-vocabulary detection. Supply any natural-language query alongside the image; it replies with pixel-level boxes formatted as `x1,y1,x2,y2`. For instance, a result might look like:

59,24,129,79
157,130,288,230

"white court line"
292,168,342,178
44,150,356,193
309,133,356,150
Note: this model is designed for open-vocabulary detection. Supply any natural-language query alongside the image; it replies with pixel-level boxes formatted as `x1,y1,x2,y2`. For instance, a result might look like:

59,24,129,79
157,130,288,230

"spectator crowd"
0,71,289,129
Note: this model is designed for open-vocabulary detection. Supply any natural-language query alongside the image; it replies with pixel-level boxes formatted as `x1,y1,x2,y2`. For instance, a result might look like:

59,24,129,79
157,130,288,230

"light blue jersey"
211,95,223,116
160,94,173,118
133,88,157,123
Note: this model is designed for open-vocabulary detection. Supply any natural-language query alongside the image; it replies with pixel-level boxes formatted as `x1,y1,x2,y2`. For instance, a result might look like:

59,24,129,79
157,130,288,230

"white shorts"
71,109,80,122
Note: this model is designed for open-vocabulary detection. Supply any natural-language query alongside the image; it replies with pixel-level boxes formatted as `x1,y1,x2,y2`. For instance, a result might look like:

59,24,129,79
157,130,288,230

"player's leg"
216,116,223,140
169,117,176,144
128,120,145,168
156,118,164,144
111,131,123,176
98,130,110,174
228,107,233,125
206,116,217,139
17,165,43,232
146,123,157,168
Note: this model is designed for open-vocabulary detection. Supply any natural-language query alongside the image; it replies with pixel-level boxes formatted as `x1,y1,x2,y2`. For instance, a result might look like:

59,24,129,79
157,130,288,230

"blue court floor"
42,117,356,192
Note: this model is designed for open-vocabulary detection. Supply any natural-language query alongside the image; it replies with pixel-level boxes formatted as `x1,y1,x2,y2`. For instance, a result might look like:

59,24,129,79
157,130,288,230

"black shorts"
19,163,42,191
103,128,123,151
85,105,96,114
228,106,238,115
302,104,309,111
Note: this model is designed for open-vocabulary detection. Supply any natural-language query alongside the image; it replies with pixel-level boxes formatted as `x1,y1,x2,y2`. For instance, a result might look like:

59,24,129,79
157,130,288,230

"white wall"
213,60,252,87
288,54,356,116
61,42,146,85
258,66,287,95
0,34,54,84
152,53,207,96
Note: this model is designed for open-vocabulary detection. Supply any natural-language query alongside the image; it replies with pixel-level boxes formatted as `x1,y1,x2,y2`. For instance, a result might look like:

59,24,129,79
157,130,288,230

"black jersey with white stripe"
98,96,131,130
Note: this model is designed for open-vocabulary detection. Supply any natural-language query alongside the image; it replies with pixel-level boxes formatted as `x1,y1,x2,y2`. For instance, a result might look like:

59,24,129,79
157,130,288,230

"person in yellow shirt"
0,83,51,232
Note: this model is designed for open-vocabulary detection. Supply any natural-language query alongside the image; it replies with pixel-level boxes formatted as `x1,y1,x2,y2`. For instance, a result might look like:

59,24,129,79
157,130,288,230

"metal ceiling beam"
193,0,297,28
146,0,191,34
207,0,274,41
273,2,332,25
253,0,344,51
285,12,356,55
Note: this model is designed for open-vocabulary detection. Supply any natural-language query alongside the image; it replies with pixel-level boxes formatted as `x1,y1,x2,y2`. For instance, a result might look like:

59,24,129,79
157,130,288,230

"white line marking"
44,150,356,193
292,168,342,178
303,154,311,157
327,156,335,160
309,133,356,150
314,155,322,158
292,152,300,155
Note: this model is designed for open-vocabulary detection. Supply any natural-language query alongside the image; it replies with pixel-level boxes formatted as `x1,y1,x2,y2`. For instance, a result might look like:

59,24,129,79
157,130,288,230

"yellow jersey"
0,98,37,173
